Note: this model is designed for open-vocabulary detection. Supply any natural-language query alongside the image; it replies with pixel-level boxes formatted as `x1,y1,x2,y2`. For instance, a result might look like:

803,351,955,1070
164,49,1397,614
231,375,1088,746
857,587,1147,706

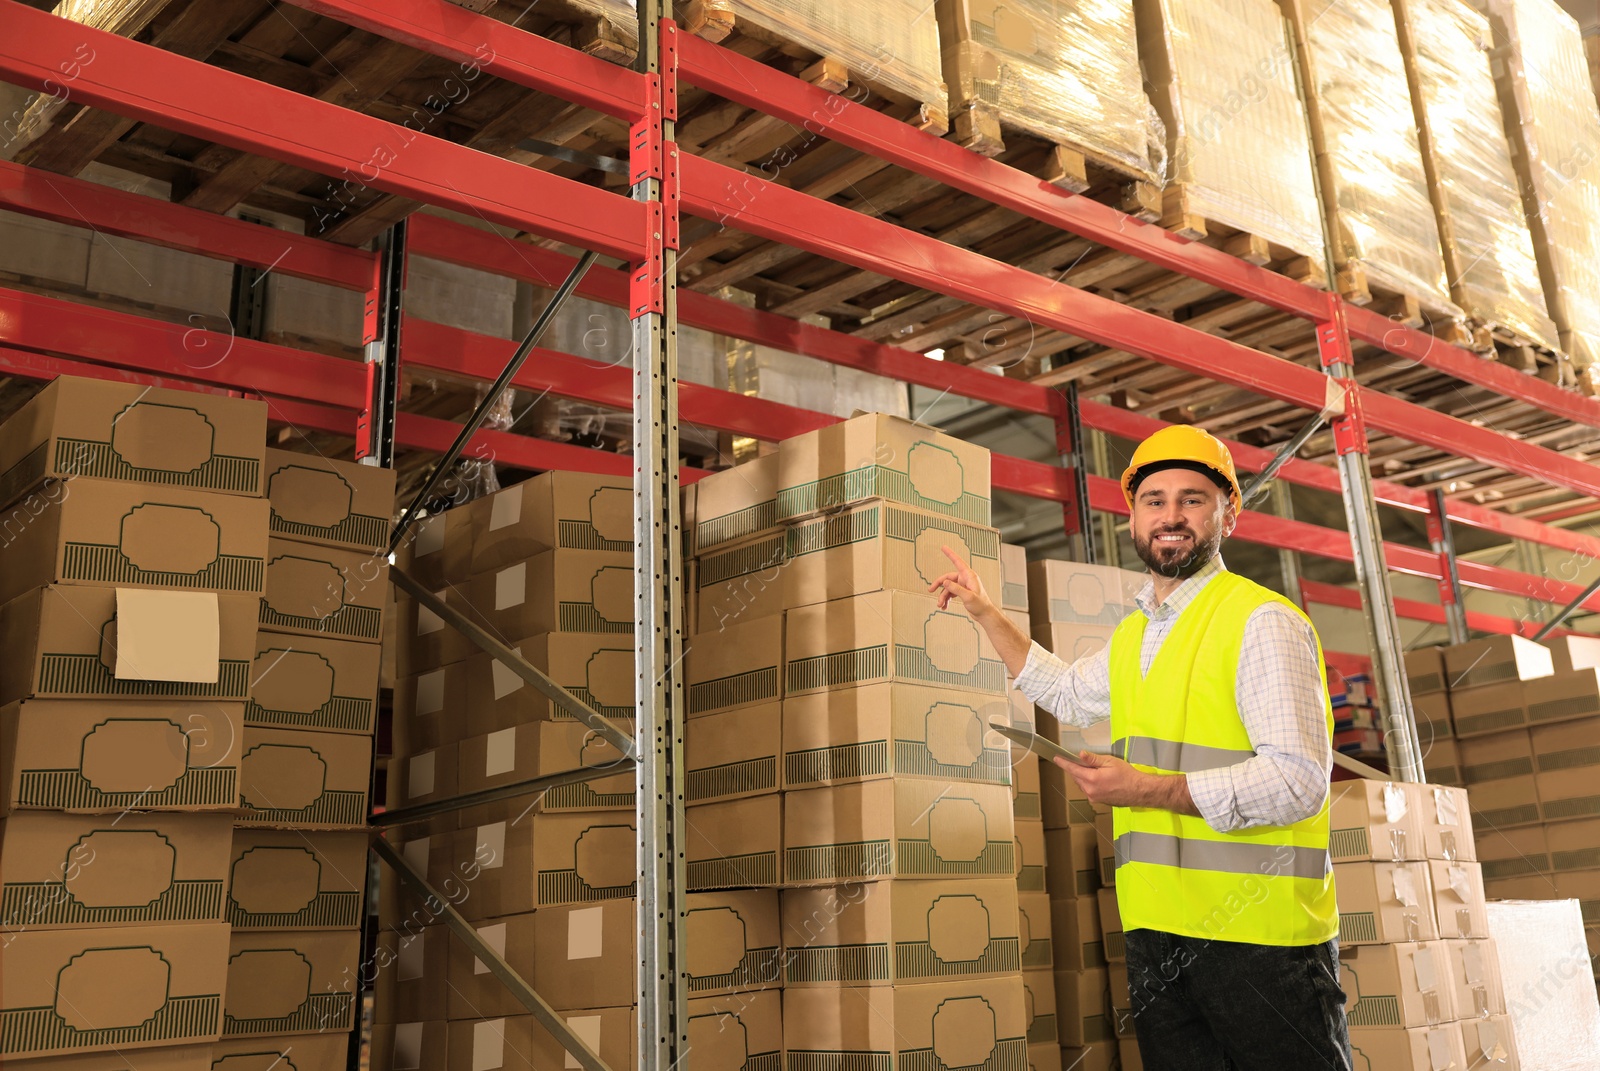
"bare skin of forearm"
1062,755,1202,819
972,603,1033,678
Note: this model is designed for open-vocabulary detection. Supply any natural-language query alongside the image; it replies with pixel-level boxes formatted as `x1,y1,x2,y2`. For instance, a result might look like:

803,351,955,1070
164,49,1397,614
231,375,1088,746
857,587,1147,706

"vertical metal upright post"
1316,303,1423,783
1057,385,1096,564
632,4,688,1067
1426,489,1470,645
1088,427,1122,568
1271,481,1304,606
358,220,406,467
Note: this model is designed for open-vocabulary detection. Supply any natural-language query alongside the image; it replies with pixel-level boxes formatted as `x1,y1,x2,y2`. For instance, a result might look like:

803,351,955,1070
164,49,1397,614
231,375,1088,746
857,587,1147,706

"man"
931,425,1350,1070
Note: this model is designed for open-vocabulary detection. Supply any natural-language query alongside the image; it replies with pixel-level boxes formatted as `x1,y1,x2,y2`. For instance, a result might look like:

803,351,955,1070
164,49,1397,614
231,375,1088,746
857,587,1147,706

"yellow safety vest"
1109,570,1338,946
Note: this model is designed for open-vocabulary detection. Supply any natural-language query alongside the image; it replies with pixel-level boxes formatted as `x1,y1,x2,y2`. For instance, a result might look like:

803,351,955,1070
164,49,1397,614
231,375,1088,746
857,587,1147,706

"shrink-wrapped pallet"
1137,0,1325,267
1283,0,1458,320
1394,0,1558,354
1477,0,1600,370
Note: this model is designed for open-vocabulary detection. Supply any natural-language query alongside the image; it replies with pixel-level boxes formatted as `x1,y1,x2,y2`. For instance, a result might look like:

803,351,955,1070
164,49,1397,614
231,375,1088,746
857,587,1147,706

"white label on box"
568,905,605,960
1427,1028,1455,1071
416,670,446,715
490,485,523,531
473,1019,507,1071
1383,782,1407,823
1461,941,1485,985
1393,867,1420,907
1412,945,1439,993
1477,1019,1505,1059
1434,786,1461,828
495,564,526,610
1448,865,1472,902
492,657,525,700
393,1022,424,1070
402,838,430,872
398,932,425,981
477,822,506,870
474,922,508,975
418,602,445,636
415,515,445,556
485,728,517,778
564,1016,603,1070
408,752,436,799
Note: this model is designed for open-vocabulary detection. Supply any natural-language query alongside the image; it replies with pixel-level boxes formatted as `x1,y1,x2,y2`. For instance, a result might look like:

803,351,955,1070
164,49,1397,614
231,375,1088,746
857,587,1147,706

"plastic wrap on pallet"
939,0,1162,183
1296,0,1454,311
1137,0,1323,261
1485,899,1600,1071
1480,0,1600,369
1399,0,1558,352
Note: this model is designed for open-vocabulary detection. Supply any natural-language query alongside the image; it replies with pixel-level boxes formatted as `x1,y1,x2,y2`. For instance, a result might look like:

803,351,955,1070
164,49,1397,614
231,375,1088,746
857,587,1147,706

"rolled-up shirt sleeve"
1013,640,1113,730
1185,604,1332,833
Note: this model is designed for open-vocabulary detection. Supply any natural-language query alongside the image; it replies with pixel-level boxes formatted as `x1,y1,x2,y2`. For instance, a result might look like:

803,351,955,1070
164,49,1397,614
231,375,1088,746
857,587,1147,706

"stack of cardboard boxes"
1329,664,1386,760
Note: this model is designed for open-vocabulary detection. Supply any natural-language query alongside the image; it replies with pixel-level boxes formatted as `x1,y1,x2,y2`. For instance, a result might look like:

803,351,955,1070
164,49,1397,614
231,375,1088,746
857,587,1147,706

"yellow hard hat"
1120,425,1241,511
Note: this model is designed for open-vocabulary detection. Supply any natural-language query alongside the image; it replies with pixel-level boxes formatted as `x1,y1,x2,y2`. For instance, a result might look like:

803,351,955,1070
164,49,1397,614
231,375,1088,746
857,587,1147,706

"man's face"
1130,467,1235,580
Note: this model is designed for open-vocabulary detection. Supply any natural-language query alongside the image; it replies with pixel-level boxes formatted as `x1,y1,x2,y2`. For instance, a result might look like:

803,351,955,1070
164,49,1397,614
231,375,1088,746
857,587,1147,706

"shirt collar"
1134,553,1228,619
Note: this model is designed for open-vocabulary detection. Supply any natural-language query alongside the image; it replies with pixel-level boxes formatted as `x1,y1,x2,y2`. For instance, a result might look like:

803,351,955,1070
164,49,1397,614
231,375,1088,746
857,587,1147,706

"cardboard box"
1524,667,1600,728
263,446,395,552
1554,870,1600,927
466,632,634,733
784,589,1006,697
1443,635,1553,690
1018,891,1054,971
685,889,782,996
448,901,636,1017
222,929,358,1038
1333,860,1437,945
210,1033,348,1071
1028,1042,1065,1071
1329,779,1425,863
1014,970,1055,1047
1405,647,1448,696
1547,816,1600,872
437,811,637,918
0,698,243,815
1016,818,1046,894
373,927,449,1024
1347,1026,1468,1071
695,530,785,628
691,453,779,556
1476,824,1550,880
1098,886,1124,962
1443,938,1506,1018
0,810,232,929
1026,560,1142,627
0,478,270,606
1423,736,1462,786
246,632,382,736
237,725,372,829
370,1021,448,1071
775,412,992,525
1449,681,1528,738
1537,764,1600,822
225,829,368,930
394,589,476,675
1033,622,1117,663
1545,634,1600,675
781,877,1020,985
688,794,782,889
685,615,782,717
1409,783,1475,862
467,470,632,572
387,742,459,813
686,703,780,804
1532,715,1600,773
0,376,266,508
1465,774,1542,829
1050,894,1105,972
1341,941,1456,1027
781,501,1001,610
260,537,386,644
1041,759,1102,830
462,550,634,640
1012,753,1041,821
457,721,634,812
393,663,471,755
784,975,1026,1068
1045,824,1102,899
1094,813,1115,888
781,684,1012,789
0,585,258,704
1054,968,1113,1047
1411,691,1453,746
1458,1015,1519,1071
1114,1041,1140,1071
1107,961,1133,1039
784,779,1013,884
394,508,472,590
1480,874,1561,902
446,1009,635,1071
5,1043,217,1071
1459,729,1534,784
0,922,230,1059
1000,542,1028,611
685,990,782,1071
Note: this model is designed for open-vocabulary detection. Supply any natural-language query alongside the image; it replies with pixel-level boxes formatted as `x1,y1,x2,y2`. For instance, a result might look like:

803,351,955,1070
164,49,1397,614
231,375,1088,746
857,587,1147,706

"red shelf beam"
1300,579,1579,640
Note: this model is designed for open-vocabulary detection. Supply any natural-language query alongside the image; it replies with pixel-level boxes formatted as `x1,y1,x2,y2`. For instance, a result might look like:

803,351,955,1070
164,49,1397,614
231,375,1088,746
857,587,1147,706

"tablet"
988,720,1088,767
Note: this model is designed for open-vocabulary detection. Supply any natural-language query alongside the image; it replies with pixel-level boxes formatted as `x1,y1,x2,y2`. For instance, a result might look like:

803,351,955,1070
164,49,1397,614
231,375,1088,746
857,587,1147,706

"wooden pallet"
1159,185,1329,290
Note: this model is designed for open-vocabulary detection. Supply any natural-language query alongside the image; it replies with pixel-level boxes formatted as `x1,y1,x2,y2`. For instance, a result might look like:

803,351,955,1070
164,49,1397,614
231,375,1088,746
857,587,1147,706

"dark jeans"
1123,928,1352,1071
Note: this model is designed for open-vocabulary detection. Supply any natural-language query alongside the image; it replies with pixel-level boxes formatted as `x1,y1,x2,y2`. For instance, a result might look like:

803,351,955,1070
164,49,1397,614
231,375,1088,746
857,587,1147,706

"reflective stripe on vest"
1113,831,1330,881
1112,736,1255,773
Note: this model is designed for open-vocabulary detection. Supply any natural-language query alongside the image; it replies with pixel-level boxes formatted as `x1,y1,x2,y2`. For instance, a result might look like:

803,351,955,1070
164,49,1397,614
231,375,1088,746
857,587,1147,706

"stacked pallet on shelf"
1135,0,1329,288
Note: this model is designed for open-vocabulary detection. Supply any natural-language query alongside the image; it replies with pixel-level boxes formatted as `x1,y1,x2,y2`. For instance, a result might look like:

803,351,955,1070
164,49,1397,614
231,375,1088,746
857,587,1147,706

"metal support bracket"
1534,572,1600,640
1427,489,1470,645
373,759,637,828
1056,385,1095,564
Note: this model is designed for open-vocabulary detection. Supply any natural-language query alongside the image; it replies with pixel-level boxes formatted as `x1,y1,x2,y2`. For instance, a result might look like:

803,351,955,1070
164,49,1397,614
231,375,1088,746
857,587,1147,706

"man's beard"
1133,525,1223,580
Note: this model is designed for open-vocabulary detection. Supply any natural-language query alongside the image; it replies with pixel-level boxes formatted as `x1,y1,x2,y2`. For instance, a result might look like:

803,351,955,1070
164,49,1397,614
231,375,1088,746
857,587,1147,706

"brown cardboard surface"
0,377,266,508
1523,667,1600,728
1053,968,1113,1047
0,698,243,815
784,589,1006,697
687,794,782,889
209,1032,348,1070
686,703,781,804
447,901,636,1017
1476,824,1551,880
395,589,482,676
467,632,634,733
684,889,782,997
1457,1015,1519,1071
1481,873,1563,901
1033,622,1118,664
1094,814,1115,888
1448,681,1528,738
1423,736,1462,786
1547,816,1600,872
1097,887,1124,962
1405,646,1447,695
1022,970,1058,1046
223,929,358,1038
1049,895,1105,972
1045,824,1103,899
1107,962,1131,1038
999,542,1028,611
775,412,992,525
369,1021,448,1071
237,725,372,829
1545,634,1600,675
0,478,271,606
373,927,448,1024
261,538,386,644
1017,891,1054,973
1012,753,1041,821
247,632,381,736
783,975,1027,1067
115,589,219,683
685,615,782,717
263,446,394,552
0,922,230,1059
0,810,232,929
1407,783,1475,862
1536,764,1600,822
1068,1041,1120,1071
1333,860,1438,945
394,508,472,590
691,453,779,556
1443,938,1507,1018
384,829,501,928
1532,715,1600,773
467,471,632,572
1340,941,1457,1027
1443,635,1553,690
1028,1041,1064,1071
1465,773,1542,829
1411,690,1453,746
781,684,1012,790
433,809,637,917
0,585,258,703
696,530,785,629
781,501,1001,610
1459,729,1534,784
393,664,471,754
783,779,1014,884
226,828,368,930
780,877,1021,985
462,549,633,640
1348,1025,1468,1071
457,720,634,812
386,742,459,814
6,1043,216,1071
444,1008,635,1071
1026,560,1142,628
1016,819,1046,894
1329,778,1426,863
684,991,782,1071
